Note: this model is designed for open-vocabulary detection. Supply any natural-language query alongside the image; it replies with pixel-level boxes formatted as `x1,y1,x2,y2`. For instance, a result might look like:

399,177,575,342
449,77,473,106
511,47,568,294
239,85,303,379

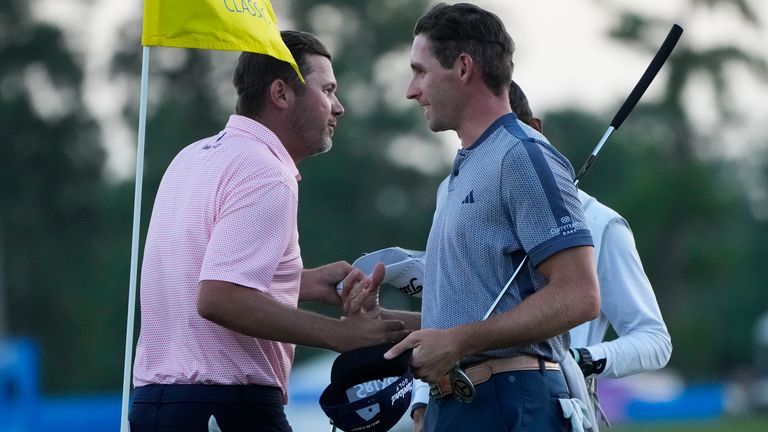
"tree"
0,0,108,391
543,0,768,378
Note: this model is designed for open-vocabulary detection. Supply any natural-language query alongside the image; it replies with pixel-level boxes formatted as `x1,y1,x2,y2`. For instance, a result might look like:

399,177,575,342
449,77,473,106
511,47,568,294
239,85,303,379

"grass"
612,416,768,432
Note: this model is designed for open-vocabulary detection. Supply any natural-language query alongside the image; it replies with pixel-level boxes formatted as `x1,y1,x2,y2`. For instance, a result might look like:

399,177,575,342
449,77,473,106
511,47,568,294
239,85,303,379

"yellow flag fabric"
142,0,301,80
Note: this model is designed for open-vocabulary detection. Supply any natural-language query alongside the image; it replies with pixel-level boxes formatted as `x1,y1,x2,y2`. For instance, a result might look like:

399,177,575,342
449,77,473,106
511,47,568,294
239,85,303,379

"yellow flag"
142,0,302,80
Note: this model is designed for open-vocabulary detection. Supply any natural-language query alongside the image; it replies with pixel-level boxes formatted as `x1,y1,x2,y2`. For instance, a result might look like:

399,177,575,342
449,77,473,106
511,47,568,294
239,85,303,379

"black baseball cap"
319,343,413,432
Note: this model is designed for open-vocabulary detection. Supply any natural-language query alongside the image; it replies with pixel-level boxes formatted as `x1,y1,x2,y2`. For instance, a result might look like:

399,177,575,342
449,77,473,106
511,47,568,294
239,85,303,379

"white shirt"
571,190,671,378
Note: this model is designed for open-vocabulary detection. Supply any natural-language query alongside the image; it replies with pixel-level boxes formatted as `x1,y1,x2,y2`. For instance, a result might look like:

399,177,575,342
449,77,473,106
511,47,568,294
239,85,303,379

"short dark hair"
232,30,331,117
414,3,514,96
508,80,534,123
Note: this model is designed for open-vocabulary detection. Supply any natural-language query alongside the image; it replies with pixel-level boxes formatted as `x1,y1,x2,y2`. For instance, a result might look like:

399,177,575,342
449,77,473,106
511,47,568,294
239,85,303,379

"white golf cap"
336,247,425,298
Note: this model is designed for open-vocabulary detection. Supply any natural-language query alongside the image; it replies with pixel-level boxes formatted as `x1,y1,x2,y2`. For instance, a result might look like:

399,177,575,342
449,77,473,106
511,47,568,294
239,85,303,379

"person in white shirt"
408,80,672,431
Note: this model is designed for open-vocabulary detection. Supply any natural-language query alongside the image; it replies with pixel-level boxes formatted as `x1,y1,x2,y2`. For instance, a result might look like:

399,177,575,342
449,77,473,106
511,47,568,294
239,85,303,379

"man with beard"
129,31,408,431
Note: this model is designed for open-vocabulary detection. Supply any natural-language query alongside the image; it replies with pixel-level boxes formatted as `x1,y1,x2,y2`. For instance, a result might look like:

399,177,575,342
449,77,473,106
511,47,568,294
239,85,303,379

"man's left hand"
300,261,353,305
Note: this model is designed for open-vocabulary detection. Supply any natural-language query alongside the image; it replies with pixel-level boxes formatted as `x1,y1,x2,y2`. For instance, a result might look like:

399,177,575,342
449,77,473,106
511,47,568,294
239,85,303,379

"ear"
456,53,474,83
268,79,294,110
530,117,543,133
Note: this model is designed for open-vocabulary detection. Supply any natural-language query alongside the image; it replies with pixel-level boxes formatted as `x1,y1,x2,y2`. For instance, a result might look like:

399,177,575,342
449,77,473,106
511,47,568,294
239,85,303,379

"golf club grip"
610,24,683,129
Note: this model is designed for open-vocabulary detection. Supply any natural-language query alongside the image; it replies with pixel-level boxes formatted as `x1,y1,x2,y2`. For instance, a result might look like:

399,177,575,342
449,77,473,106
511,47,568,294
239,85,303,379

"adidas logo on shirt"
461,190,475,204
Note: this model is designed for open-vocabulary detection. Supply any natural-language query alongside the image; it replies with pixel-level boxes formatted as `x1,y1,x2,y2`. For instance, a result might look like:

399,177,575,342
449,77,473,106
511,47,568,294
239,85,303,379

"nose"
405,78,419,101
332,94,344,117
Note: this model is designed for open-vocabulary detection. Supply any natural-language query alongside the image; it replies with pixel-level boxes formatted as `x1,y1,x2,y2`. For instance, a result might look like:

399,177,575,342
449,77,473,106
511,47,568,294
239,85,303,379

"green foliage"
0,1,110,391
544,0,768,378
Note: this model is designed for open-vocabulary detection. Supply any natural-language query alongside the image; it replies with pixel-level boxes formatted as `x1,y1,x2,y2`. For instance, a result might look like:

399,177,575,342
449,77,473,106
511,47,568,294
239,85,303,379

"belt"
131,384,283,404
429,356,560,399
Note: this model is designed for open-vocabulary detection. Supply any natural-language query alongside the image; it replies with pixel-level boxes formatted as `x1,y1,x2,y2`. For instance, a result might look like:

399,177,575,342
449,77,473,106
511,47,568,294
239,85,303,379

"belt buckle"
428,382,445,398
449,365,475,403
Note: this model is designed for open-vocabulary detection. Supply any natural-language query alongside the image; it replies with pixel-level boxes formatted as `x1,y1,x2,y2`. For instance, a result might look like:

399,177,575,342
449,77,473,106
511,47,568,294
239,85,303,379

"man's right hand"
335,310,408,352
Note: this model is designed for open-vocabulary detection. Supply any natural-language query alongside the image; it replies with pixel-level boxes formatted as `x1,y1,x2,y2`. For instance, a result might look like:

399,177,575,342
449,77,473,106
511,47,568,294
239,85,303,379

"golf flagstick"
483,24,684,321
120,46,151,432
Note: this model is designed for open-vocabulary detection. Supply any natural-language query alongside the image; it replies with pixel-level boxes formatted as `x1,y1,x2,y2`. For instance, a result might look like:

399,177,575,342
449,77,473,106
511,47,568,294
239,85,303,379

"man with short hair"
385,3,600,431
409,80,672,431
129,30,408,431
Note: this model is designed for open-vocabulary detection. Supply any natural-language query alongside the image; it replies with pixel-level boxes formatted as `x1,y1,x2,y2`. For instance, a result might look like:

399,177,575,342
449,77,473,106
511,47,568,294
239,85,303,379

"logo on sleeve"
551,215,579,236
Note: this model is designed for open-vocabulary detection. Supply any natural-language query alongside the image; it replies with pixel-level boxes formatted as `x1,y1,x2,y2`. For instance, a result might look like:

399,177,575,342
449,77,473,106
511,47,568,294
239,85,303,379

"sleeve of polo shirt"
501,139,593,267
200,175,297,292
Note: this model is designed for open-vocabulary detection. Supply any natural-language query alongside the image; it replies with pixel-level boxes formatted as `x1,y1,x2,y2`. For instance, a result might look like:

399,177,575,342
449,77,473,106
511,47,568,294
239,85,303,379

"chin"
429,121,449,133
308,140,333,158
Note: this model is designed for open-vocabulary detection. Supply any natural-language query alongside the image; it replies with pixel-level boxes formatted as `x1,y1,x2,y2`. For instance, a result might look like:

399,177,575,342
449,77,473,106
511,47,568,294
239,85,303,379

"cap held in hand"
320,343,414,432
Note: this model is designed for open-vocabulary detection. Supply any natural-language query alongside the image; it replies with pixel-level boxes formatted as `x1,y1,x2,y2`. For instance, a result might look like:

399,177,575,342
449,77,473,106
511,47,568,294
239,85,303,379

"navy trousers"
129,384,292,432
424,370,571,431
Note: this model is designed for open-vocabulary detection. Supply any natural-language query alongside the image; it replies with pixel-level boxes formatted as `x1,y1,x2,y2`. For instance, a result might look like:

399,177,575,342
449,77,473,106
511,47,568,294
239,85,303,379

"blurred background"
1,0,768,430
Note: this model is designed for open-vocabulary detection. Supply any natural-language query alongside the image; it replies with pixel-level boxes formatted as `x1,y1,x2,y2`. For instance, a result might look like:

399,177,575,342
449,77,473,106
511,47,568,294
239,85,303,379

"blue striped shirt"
422,113,593,363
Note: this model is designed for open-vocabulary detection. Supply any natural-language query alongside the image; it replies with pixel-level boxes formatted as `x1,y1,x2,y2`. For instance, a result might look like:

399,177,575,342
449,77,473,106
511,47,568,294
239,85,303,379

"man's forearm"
198,280,345,350
198,279,410,352
452,280,599,358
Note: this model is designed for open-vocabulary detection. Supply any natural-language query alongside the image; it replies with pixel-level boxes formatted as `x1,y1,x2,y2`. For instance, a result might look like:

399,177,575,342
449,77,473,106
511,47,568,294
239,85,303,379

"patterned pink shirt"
133,115,303,403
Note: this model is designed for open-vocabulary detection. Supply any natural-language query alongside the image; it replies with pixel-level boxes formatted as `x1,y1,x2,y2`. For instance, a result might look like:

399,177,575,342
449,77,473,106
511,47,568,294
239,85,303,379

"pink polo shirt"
133,115,302,402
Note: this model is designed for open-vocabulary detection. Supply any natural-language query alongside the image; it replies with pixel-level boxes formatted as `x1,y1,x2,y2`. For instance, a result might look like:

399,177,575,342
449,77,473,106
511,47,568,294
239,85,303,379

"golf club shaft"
482,255,528,320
